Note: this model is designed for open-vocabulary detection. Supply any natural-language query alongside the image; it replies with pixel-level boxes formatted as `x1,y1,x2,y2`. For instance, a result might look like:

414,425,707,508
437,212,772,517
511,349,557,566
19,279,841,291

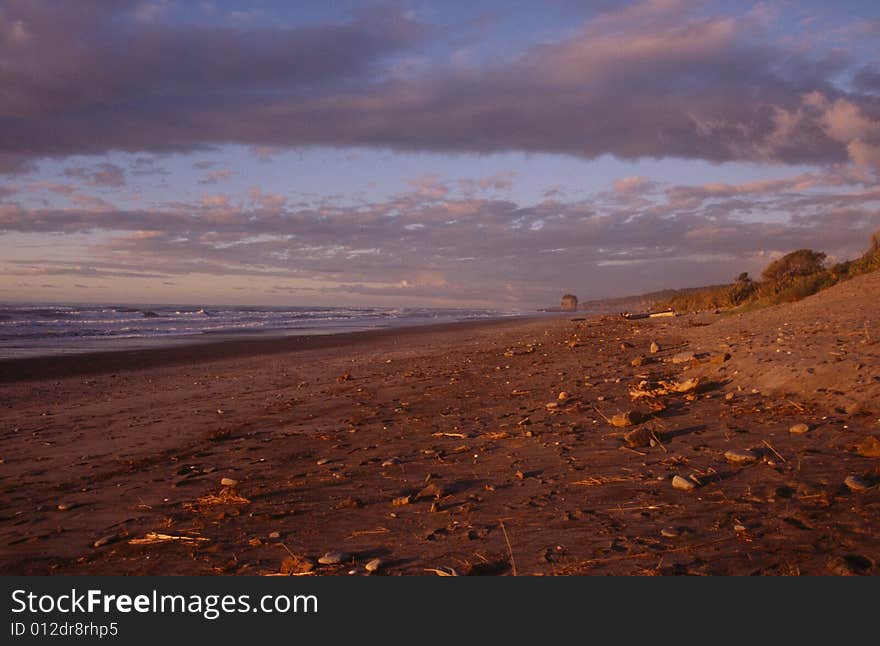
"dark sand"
1,278,879,576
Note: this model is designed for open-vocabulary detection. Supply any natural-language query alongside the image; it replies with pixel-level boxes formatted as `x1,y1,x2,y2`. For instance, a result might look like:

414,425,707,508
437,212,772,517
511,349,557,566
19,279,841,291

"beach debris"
128,532,209,546
610,410,645,427
724,449,760,465
365,558,383,573
318,551,349,565
424,566,458,576
220,477,238,487
191,488,251,508
789,423,811,435
671,475,697,491
93,533,122,548
650,342,660,353
510,389,530,396
844,475,874,492
629,378,700,400
671,351,696,364
852,436,880,458
660,527,680,538
281,555,315,575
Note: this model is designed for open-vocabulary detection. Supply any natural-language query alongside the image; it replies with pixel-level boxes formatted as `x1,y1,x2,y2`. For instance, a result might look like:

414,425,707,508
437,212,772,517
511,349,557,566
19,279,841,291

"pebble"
724,449,759,465
844,475,873,492
220,477,238,487
318,551,349,565
381,458,399,467
724,392,735,401
57,502,77,511
557,391,569,401
611,410,644,427
733,524,747,532
789,423,810,435
268,531,281,539
624,426,653,448
671,351,695,364
672,475,696,491
650,342,660,353
365,558,383,573
316,458,330,465
660,527,680,538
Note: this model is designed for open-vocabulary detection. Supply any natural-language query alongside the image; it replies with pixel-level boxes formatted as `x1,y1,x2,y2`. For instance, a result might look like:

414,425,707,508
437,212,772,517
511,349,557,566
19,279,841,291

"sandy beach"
1,274,879,576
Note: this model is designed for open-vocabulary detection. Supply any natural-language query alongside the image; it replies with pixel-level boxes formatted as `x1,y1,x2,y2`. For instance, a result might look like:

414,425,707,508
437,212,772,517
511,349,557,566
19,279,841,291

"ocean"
0,303,521,359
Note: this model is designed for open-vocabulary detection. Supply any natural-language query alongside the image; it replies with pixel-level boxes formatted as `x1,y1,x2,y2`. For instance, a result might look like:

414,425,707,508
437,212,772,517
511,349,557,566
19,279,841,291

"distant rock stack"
560,294,578,311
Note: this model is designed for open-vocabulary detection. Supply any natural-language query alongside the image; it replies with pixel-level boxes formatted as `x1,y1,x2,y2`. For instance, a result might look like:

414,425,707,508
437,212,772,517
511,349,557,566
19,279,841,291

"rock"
545,402,558,410
381,458,400,467
57,502,78,511
672,475,696,491
624,426,654,448
789,423,810,435
281,555,314,574
660,527,680,538
724,449,759,465
316,458,330,465
220,477,238,487
671,351,695,364
392,495,411,506
415,483,445,500
844,475,873,492
631,356,646,367
611,410,644,427
365,558,383,573
853,436,880,458
649,342,660,353
557,391,569,401
733,524,746,533
268,531,281,539
318,551,349,565
93,533,121,548
724,392,735,401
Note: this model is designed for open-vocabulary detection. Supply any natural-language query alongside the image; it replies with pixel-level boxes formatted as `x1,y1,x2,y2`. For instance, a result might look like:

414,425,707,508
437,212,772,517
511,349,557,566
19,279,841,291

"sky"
0,0,879,308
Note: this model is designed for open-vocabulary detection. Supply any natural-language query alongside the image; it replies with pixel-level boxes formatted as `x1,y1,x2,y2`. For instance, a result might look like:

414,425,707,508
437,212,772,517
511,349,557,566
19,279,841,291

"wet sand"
1,282,878,576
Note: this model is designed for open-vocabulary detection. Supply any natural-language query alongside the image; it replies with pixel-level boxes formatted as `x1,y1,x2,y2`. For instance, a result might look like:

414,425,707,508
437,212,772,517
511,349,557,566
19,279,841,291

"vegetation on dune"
656,230,880,314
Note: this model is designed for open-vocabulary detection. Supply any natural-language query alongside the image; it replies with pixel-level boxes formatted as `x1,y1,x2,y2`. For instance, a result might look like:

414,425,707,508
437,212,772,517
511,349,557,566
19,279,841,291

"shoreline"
0,314,544,383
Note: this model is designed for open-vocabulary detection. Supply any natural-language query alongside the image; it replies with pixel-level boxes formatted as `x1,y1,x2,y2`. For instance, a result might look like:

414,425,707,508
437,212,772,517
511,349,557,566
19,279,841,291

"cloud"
198,169,234,185
1,1,879,170
3,167,879,303
64,163,126,187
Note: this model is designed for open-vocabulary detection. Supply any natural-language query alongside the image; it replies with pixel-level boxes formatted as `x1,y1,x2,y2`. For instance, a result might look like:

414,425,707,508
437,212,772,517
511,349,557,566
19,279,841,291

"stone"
672,475,696,491
381,458,400,467
281,555,314,574
724,449,759,465
415,483,445,500
624,426,654,448
57,502,77,511
853,436,880,458
649,342,660,353
365,558,383,573
318,551,349,565
789,423,810,435
672,351,696,364
844,475,873,492
268,531,281,539
724,392,735,401
316,458,330,465
392,495,411,506
611,410,644,427
733,524,747,533
220,477,238,487
557,391,569,401
660,527,680,538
